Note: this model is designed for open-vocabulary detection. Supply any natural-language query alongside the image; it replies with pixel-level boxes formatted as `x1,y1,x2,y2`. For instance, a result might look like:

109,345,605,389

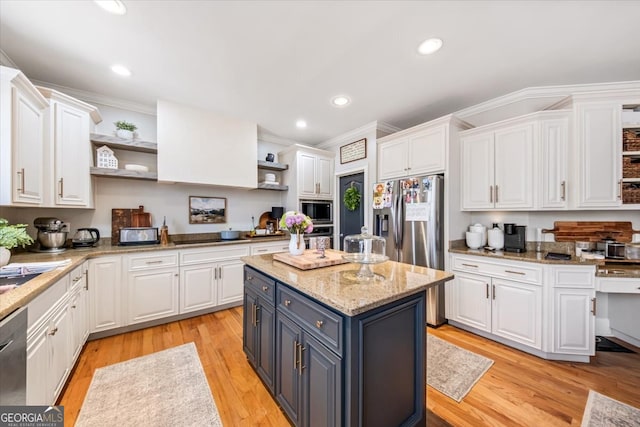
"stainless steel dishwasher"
0,306,27,405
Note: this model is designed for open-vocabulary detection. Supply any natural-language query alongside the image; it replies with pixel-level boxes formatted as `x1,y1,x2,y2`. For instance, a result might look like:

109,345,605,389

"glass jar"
342,227,388,279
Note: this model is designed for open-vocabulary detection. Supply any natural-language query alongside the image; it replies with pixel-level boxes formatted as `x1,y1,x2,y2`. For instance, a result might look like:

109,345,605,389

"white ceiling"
1,1,639,145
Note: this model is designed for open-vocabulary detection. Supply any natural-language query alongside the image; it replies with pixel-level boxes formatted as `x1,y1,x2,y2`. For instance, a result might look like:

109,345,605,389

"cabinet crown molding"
1,66,48,109
36,85,102,124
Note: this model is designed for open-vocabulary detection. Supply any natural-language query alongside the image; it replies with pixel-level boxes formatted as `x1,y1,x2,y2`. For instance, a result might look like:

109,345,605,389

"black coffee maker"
504,223,527,253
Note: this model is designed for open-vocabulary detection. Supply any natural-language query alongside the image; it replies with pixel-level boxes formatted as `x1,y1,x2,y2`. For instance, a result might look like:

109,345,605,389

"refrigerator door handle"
395,192,404,251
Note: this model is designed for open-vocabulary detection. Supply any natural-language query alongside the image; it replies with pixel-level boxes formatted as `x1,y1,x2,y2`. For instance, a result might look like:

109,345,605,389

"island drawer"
244,267,275,303
277,285,343,354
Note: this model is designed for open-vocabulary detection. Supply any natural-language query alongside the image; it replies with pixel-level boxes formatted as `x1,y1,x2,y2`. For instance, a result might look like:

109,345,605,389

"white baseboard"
611,329,640,348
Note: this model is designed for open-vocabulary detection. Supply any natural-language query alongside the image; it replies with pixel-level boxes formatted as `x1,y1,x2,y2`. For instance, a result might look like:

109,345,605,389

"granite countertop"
0,234,289,320
241,253,454,316
449,240,640,278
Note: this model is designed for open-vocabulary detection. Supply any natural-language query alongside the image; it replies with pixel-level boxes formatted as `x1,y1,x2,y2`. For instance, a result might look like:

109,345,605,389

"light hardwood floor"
59,308,640,426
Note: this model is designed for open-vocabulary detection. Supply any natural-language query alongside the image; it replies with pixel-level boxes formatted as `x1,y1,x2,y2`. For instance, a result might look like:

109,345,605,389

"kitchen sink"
0,273,41,290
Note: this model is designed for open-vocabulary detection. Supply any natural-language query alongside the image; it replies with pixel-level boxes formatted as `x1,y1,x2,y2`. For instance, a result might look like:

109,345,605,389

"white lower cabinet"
125,252,179,325
449,255,543,350
26,273,72,405
548,265,596,357
68,262,89,363
89,255,123,333
180,245,249,313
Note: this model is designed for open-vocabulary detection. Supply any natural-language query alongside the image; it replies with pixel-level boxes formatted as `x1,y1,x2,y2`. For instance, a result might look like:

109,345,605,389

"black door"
339,172,365,250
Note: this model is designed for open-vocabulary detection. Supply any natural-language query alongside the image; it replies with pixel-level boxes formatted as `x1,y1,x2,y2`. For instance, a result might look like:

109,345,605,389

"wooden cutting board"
541,221,640,243
111,205,151,242
273,249,349,270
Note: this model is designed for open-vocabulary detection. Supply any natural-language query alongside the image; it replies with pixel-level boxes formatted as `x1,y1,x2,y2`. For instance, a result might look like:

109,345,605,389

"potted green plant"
115,120,138,139
0,218,34,266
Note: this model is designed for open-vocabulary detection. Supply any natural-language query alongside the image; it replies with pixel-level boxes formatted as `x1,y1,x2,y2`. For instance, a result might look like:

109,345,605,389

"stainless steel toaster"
118,227,159,246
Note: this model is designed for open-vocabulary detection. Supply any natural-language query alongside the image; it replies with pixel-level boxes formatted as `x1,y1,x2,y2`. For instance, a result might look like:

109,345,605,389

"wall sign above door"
340,138,367,164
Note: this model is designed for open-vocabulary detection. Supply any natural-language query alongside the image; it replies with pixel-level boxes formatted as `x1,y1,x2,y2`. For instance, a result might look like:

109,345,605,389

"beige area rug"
76,342,222,427
581,390,640,427
427,333,494,402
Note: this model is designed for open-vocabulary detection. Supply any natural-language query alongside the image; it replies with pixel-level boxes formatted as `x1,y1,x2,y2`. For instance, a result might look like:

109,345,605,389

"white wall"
93,103,158,142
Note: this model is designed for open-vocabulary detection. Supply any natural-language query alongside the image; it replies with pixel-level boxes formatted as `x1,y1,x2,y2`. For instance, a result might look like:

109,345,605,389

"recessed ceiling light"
417,38,443,55
94,0,127,15
296,120,307,129
331,95,351,107
111,64,131,76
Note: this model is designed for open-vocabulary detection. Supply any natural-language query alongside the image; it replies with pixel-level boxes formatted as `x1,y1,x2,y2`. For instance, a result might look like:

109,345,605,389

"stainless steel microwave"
300,200,333,224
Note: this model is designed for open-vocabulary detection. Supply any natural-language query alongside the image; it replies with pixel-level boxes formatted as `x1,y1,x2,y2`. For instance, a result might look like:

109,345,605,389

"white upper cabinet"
539,115,569,209
0,66,48,206
575,101,622,208
461,121,534,210
157,99,257,188
377,121,448,180
38,87,101,207
280,145,335,202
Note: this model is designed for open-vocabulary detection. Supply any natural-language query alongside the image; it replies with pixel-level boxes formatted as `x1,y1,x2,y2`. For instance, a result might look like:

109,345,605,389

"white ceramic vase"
289,233,304,256
0,247,10,267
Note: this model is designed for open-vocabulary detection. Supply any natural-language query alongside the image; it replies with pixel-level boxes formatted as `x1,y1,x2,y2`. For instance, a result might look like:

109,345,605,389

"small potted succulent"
0,218,34,266
115,120,137,139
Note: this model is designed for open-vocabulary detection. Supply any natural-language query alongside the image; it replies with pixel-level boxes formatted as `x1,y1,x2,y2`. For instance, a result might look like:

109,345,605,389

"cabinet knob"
49,327,58,336
71,305,77,309
315,320,324,328
262,285,268,292
284,299,291,306
247,275,253,280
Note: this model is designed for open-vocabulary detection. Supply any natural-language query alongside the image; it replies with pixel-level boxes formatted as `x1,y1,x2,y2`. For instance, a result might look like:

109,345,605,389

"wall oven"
300,200,333,224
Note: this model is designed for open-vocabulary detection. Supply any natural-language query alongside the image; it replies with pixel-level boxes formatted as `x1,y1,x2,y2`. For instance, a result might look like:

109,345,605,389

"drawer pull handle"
262,285,268,292
298,343,306,376
591,298,597,316
316,320,324,328
49,327,58,336
71,305,77,309
284,299,291,306
462,263,479,268
257,249,267,252
145,260,163,264
505,270,526,276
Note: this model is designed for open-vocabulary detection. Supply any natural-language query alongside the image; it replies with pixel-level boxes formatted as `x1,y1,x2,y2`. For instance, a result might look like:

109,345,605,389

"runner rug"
76,342,222,427
427,333,494,402
581,390,640,427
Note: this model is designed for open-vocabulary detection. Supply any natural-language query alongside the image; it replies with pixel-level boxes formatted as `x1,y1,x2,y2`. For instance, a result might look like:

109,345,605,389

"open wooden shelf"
257,182,288,191
90,167,158,181
257,160,288,171
90,133,158,153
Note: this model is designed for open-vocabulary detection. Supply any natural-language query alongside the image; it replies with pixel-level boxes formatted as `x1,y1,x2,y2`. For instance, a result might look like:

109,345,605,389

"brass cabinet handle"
489,185,493,203
218,267,222,280
486,283,489,299
247,275,253,280
561,181,566,201
255,306,260,324
17,168,25,193
591,298,597,316
492,284,496,300
462,263,479,268
145,260,163,264
262,285,268,292
58,178,64,197
505,270,526,276
84,270,88,290
293,340,298,370
315,320,324,328
256,249,267,252
284,299,291,306
495,185,499,204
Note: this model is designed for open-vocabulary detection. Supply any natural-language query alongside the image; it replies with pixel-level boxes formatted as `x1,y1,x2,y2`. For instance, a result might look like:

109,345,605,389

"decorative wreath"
344,185,361,211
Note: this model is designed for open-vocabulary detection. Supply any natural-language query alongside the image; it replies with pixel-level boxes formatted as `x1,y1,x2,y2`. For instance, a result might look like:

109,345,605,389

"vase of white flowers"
279,211,313,256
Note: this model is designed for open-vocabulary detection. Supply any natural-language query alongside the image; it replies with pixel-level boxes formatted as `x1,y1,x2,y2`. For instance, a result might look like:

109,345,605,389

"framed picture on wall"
340,138,367,164
189,196,227,224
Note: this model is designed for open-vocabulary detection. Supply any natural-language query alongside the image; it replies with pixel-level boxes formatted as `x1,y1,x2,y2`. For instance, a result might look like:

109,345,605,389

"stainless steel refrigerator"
373,174,445,326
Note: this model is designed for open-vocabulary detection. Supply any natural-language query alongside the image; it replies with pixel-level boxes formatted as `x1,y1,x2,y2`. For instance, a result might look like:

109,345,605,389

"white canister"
487,224,504,250
469,224,487,247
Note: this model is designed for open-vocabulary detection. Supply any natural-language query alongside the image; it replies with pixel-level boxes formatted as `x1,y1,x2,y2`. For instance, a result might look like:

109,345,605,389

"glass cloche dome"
342,227,389,280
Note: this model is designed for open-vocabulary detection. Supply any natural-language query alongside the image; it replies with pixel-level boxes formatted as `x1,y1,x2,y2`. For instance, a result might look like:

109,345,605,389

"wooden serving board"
273,249,349,270
541,221,640,243
111,205,151,242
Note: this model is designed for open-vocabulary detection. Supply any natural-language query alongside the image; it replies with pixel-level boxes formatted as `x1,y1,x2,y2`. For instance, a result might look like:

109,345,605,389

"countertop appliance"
33,217,68,253
72,228,100,248
118,227,159,246
504,223,527,253
373,175,445,326
0,306,27,405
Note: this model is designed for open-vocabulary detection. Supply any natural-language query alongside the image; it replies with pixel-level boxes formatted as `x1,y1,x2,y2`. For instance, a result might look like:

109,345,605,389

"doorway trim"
334,165,369,248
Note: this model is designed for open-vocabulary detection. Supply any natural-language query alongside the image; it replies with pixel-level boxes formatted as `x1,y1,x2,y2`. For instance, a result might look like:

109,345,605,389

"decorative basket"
622,183,640,204
622,157,640,179
623,130,640,152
